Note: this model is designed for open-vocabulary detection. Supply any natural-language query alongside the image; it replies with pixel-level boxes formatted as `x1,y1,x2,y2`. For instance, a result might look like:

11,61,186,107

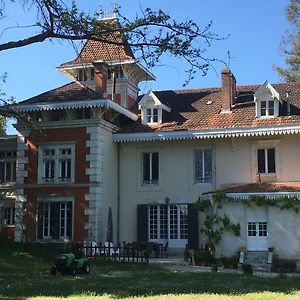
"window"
0,151,16,183
38,201,72,240
78,68,94,82
260,100,275,117
146,108,159,123
194,149,212,183
3,207,15,225
247,222,267,237
257,148,275,174
149,204,188,242
39,144,75,183
143,152,159,185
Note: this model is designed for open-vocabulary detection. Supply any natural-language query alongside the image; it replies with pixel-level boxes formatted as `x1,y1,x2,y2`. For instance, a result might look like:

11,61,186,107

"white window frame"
257,148,276,174
194,149,212,184
3,207,15,226
38,196,73,241
142,152,159,185
143,107,162,125
256,99,279,118
0,151,16,183
148,204,188,242
38,143,75,184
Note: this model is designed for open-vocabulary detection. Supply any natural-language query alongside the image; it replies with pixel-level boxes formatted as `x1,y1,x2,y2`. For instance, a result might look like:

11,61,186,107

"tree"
0,1,225,123
275,0,300,82
0,1,224,82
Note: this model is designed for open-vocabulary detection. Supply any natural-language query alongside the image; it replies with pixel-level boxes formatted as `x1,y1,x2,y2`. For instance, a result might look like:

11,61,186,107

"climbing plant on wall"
195,191,300,256
195,192,240,256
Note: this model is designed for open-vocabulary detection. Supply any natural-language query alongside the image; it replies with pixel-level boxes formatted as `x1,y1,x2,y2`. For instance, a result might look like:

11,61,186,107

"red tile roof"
60,20,134,67
120,81,300,133
221,182,300,193
19,82,98,105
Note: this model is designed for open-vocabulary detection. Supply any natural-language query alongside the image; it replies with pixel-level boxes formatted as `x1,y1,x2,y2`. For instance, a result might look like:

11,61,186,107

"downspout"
117,142,120,243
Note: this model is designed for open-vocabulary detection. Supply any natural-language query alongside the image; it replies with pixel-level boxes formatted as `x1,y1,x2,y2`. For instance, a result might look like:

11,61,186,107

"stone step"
242,251,271,272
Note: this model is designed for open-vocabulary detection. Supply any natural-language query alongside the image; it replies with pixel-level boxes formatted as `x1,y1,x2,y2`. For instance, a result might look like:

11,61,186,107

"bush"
272,259,297,273
194,250,215,266
242,263,253,275
219,256,238,269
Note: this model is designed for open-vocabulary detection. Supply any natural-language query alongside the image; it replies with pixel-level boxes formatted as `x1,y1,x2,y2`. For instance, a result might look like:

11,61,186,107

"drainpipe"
117,142,120,243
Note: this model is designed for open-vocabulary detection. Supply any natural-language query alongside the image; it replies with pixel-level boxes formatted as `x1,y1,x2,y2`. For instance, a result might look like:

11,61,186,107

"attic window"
261,100,274,117
138,91,171,125
254,81,280,118
147,108,158,123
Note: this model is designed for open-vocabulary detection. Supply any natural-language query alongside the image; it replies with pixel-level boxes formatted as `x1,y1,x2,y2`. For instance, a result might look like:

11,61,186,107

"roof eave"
113,124,300,142
10,99,138,121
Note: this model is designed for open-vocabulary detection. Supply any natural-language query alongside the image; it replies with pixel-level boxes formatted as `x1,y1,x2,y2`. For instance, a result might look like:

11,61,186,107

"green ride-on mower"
50,244,90,275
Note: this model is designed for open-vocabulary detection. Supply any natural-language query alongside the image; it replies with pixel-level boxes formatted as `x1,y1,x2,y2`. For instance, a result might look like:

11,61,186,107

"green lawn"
1,243,300,300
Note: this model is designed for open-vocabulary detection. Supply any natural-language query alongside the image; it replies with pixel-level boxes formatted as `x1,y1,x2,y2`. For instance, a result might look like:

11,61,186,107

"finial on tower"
97,2,119,20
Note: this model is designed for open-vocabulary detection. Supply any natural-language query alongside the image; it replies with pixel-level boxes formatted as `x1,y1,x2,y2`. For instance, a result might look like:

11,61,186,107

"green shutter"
137,204,148,243
188,203,199,249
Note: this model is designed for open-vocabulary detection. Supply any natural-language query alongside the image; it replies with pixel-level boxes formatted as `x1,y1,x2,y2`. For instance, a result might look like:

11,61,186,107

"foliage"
196,191,300,256
3,243,300,299
219,256,238,269
195,193,241,255
242,263,253,275
275,0,300,82
272,259,297,273
246,195,300,213
0,1,225,86
193,250,216,266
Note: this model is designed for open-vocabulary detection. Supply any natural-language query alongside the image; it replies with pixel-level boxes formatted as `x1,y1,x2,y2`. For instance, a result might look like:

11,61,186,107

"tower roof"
59,20,135,68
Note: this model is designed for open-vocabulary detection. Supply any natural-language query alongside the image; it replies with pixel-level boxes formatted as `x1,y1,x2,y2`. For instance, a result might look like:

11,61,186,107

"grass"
1,243,300,300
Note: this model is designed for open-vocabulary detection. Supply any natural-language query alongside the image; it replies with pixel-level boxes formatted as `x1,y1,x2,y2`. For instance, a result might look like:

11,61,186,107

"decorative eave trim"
113,124,300,142
254,80,280,102
57,60,155,80
202,191,300,200
138,91,171,112
10,99,138,121
226,192,300,200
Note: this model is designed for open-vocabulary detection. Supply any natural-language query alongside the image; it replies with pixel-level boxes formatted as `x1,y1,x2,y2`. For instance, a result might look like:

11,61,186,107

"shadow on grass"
1,243,300,299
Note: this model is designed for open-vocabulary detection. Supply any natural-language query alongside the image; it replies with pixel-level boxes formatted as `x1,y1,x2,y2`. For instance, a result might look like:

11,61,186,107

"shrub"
219,256,238,269
242,263,253,275
272,259,297,273
194,250,215,266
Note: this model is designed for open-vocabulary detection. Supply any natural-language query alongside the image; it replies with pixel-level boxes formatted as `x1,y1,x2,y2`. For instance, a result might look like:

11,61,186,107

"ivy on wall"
195,191,300,255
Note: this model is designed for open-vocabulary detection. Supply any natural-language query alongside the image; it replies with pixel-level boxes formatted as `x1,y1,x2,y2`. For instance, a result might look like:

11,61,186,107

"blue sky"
0,0,289,134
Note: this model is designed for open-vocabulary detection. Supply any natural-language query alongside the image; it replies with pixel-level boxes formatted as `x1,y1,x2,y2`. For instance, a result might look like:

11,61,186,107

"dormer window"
138,91,171,125
260,100,274,117
147,108,158,123
254,81,280,118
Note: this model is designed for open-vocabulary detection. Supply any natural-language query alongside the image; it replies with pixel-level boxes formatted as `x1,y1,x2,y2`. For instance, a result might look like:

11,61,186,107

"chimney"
221,68,236,113
93,62,108,97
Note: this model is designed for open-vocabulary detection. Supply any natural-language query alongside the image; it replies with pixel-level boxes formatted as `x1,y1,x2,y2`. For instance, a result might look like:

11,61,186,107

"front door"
246,206,268,251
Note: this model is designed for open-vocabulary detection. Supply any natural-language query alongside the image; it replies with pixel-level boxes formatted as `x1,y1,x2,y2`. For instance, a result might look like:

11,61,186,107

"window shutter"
37,202,43,240
188,203,199,249
137,204,148,243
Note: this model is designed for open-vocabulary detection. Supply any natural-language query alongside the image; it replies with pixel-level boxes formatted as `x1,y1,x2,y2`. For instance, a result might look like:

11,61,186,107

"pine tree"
275,0,300,82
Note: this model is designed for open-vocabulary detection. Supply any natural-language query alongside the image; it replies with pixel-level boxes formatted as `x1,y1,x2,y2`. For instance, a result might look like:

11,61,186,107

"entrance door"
148,204,188,247
246,206,268,251
247,222,268,251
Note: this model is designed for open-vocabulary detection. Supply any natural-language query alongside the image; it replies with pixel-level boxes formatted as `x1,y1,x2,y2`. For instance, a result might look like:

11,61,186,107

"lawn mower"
50,244,90,275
